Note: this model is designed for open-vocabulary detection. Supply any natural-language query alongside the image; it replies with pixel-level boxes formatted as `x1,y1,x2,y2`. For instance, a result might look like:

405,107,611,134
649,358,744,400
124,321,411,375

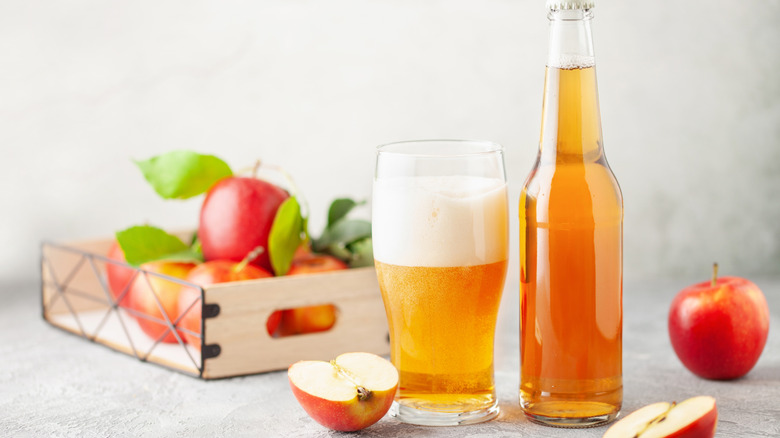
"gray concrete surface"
1,278,778,437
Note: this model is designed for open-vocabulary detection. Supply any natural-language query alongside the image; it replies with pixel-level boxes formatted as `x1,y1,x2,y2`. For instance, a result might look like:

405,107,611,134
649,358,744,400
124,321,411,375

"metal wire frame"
40,241,206,378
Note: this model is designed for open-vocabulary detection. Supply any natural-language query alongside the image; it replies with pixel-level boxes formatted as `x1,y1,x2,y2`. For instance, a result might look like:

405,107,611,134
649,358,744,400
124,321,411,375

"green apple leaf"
190,233,202,255
322,243,353,261
327,198,364,228
347,237,374,268
135,150,232,200
313,218,371,253
268,197,304,276
115,225,203,267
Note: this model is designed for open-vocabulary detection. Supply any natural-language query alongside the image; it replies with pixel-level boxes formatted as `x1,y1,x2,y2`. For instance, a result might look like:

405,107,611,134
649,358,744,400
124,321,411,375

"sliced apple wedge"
604,396,717,438
288,352,399,432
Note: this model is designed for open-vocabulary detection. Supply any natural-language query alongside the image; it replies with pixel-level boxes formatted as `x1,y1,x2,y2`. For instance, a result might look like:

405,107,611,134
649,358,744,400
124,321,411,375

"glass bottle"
519,0,623,428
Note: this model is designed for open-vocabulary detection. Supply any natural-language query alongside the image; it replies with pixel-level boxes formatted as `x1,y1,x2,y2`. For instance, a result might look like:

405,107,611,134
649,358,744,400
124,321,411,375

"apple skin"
287,254,348,275
668,276,770,380
293,243,314,263
198,176,289,274
671,406,717,438
279,304,337,336
289,379,394,432
105,240,135,306
127,261,196,344
177,260,276,349
278,255,348,335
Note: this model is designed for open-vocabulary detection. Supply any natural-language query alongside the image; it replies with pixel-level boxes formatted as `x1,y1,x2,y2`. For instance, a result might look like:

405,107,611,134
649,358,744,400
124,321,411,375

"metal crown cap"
546,0,595,10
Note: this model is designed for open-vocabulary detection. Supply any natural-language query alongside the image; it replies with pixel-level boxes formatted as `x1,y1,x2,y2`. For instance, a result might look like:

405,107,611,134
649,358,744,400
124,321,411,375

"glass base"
389,400,500,426
522,401,620,428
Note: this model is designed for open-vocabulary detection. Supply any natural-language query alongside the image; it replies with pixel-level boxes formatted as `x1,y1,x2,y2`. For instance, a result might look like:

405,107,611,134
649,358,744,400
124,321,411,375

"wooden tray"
40,237,389,379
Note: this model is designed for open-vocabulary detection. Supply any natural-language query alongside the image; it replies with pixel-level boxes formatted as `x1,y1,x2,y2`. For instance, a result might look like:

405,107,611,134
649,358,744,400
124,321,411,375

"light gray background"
1,0,778,286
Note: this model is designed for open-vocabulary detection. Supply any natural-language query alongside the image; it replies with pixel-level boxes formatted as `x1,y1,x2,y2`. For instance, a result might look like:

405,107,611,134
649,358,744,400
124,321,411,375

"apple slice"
288,352,399,432
604,396,717,438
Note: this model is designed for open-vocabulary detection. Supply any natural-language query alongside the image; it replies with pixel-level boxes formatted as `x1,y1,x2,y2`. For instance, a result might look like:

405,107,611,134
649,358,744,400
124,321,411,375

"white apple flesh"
288,352,399,432
604,396,717,438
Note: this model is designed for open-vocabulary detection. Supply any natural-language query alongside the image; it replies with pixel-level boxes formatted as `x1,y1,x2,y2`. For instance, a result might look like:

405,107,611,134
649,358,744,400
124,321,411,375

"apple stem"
712,262,719,287
252,160,261,178
234,246,265,273
330,360,373,402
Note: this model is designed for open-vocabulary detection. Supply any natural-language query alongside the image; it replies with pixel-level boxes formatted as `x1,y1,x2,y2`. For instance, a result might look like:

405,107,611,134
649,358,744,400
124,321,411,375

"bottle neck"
546,9,595,69
539,8,603,163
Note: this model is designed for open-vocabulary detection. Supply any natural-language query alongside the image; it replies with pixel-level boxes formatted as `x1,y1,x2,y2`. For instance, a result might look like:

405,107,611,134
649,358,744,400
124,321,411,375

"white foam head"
372,175,508,267
547,54,595,69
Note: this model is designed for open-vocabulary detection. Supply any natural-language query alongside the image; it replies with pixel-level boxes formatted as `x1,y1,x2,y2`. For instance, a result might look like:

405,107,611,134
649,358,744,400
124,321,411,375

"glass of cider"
372,140,509,426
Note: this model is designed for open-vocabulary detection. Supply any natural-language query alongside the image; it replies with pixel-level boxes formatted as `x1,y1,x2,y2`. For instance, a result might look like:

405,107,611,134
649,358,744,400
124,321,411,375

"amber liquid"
376,260,507,413
520,66,623,425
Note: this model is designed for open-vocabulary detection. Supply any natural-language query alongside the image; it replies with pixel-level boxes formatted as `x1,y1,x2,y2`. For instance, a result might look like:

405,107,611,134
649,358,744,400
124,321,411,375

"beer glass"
372,140,508,426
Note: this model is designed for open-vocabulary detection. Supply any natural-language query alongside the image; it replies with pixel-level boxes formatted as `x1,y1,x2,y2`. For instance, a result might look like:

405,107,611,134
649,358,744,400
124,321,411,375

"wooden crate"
40,237,389,379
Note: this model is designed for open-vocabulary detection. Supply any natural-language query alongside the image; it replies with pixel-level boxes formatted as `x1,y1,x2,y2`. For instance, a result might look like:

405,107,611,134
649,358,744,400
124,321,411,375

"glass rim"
376,139,504,158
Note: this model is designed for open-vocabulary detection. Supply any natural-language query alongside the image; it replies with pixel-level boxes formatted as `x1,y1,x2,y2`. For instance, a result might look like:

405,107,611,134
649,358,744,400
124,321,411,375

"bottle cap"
546,0,595,10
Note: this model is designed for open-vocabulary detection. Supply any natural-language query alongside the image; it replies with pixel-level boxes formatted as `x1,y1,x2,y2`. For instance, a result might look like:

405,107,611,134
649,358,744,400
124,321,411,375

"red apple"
105,240,135,306
603,396,717,438
668,265,770,380
127,261,196,344
288,352,399,432
198,176,289,274
287,254,348,275
278,255,348,336
279,304,338,336
177,260,276,349
293,243,314,263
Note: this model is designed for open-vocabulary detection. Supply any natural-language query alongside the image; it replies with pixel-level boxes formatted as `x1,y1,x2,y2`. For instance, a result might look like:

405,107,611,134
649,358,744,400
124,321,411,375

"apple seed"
634,402,676,438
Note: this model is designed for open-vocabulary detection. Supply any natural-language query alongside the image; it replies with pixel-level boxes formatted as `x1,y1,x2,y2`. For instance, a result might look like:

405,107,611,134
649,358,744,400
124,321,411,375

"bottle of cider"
519,0,623,428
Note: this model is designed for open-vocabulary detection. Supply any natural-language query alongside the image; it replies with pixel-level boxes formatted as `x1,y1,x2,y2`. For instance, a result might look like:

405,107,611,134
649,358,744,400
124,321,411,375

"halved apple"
288,352,399,432
604,396,717,438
